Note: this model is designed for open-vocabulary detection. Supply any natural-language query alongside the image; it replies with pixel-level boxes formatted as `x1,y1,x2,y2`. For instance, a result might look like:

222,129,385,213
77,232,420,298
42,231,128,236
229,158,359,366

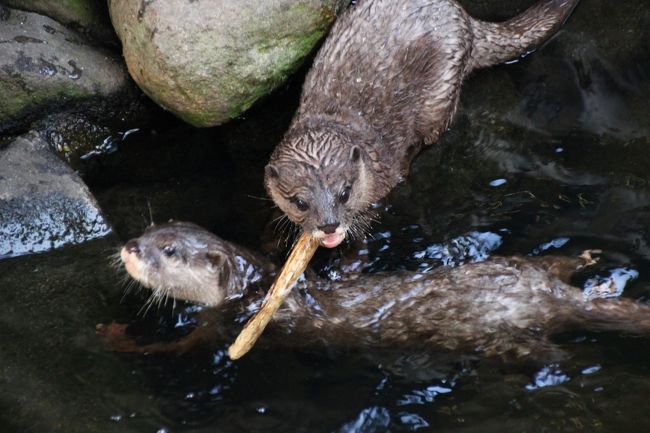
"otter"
265,0,580,248
99,222,650,361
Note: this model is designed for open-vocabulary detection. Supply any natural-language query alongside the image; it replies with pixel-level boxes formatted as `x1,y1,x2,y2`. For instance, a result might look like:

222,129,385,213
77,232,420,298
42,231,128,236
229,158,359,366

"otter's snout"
318,223,339,234
123,240,140,255
313,225,347,249
121,239,144,281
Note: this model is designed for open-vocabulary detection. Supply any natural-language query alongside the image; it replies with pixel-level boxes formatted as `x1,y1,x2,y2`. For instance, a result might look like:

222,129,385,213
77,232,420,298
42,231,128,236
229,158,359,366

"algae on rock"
0,8,131,132
108,0,348,127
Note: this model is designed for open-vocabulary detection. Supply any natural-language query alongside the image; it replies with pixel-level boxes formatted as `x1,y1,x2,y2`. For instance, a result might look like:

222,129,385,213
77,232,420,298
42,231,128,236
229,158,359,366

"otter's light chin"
313,228,346,249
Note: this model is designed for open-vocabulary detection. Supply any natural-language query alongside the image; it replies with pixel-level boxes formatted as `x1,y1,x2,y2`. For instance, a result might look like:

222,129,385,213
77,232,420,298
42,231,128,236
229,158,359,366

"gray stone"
108,0,348,127
0,7,131,131
0,132,112,259
1,0,116,43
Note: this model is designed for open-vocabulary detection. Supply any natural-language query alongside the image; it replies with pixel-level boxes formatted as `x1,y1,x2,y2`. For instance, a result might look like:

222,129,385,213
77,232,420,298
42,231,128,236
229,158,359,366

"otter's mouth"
313,227,346,248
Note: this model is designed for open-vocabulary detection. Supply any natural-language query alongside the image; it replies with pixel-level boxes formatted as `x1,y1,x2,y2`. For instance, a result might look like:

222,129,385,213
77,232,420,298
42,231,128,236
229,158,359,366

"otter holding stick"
101,222,650,362
241,0,581,359
265,0,580,249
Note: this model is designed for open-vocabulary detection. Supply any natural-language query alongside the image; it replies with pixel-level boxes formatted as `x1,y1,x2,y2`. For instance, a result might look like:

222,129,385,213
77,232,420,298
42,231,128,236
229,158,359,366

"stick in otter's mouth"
228,232,319,360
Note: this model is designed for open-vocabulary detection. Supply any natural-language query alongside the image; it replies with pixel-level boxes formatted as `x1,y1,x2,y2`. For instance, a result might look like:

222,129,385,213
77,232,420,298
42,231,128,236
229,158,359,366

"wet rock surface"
32,92,159,172
0,132,111,259
0,7,131,132
108,0,348,127
1,0,116,44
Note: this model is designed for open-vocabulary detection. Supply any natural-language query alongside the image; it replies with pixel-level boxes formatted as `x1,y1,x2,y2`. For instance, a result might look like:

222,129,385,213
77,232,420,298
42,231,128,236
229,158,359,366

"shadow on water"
2,0,650,432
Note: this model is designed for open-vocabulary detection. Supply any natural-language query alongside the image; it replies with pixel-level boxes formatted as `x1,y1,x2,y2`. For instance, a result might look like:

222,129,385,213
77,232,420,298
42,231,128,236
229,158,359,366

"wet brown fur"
265,0,580,238
101,222,650,362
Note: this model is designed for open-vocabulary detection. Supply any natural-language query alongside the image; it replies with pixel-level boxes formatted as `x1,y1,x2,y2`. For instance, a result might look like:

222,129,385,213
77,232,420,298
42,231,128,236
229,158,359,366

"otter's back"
298,0,472,147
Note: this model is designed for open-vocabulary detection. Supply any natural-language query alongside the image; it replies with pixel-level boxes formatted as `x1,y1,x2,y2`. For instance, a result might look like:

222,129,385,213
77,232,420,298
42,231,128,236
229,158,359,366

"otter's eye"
162,245,176,257
339,186,352,204
290,196,309,212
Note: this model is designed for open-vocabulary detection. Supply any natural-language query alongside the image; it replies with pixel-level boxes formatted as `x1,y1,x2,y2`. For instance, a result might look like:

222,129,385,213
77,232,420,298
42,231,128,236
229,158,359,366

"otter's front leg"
96,320,220,355
526,250,601,284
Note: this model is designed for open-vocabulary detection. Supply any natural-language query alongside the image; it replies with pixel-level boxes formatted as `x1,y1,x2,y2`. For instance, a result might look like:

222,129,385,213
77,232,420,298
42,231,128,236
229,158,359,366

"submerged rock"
108,0,347,127
0,133,111,259
0,7,131,132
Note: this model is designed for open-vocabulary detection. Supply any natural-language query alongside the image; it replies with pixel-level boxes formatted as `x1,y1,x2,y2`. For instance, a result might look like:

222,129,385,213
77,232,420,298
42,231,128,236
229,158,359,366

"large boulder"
0,132,111,259
0,6,131,132
108,0,348,127
1,0,116,43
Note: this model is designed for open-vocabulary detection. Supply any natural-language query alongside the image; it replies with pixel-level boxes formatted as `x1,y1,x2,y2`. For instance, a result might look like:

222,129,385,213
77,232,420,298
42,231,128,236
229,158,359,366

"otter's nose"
124,240,140,255
318,223,339,234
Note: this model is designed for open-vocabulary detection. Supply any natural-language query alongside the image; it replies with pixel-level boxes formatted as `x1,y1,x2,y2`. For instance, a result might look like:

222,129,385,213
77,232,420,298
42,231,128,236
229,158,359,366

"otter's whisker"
121,278,141,303
138,294,156,317
247,194,274,202
275,216,298,248
275,215,291,236
288,225,301,248
348,211,376,242
282,217,295,239
158,289,169,311
108,251,123,270
270,213,287,227
147,201,155,227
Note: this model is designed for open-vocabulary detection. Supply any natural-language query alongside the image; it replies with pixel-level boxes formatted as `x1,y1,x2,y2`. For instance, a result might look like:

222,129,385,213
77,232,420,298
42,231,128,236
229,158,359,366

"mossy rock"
0,7,130,131
108,0,348,127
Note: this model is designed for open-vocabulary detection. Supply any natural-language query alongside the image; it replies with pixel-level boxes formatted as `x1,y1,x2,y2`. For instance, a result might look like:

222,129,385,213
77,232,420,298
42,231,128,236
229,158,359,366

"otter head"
120,221,237,307
265,129,372,248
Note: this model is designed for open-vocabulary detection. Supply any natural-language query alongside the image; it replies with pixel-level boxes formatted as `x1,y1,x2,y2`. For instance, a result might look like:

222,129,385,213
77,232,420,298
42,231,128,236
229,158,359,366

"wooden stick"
228,232,319,360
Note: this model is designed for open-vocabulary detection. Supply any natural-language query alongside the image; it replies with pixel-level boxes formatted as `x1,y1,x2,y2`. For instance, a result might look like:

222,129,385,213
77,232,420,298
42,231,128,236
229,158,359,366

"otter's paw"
579,249,602,267
96,322,141,352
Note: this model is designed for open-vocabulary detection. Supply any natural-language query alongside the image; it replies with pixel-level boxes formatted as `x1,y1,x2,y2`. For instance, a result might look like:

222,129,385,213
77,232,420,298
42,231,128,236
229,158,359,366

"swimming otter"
265,0,580,248
99,222,650,361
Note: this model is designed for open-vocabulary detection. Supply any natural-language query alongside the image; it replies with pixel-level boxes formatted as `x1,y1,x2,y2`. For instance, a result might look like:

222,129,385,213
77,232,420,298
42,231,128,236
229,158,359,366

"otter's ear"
206,251,231,288
206,251,226,269
350,146,361,163
265,164,280,180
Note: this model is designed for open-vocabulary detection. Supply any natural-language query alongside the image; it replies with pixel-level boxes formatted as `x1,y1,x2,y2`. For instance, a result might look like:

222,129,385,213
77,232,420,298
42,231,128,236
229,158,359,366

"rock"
33,91,158,173
0,132,112,259
0,7,131,132
108,0,348,127
0,0,116,43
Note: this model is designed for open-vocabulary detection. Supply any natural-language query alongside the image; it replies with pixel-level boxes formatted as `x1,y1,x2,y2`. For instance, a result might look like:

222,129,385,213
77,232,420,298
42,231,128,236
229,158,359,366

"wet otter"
265,0,580,248
100,222,650,361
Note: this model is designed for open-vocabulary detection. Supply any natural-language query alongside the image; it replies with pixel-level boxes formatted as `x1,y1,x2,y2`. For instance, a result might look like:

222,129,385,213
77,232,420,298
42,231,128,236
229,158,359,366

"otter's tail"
468,0,579,72
574,297,650,336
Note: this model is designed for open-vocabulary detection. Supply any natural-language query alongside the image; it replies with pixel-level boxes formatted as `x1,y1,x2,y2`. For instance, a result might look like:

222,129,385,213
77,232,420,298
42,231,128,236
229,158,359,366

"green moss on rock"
109,0,348,128
0,8,130,131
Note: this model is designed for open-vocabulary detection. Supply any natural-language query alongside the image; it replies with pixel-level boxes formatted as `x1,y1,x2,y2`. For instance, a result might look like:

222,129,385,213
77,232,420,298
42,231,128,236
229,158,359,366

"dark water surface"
2,1,650,432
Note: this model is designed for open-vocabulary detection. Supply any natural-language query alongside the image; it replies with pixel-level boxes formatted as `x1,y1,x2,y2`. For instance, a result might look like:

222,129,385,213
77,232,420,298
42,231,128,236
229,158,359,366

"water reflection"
414,231,503,267
396,384,453,406
583,267,639,300
531,237,570,255
525,364,570,390
336,407,391,433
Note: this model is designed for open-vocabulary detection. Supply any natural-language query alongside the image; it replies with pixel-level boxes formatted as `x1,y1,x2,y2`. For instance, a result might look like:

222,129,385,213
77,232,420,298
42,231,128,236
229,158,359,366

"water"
2,0,650,431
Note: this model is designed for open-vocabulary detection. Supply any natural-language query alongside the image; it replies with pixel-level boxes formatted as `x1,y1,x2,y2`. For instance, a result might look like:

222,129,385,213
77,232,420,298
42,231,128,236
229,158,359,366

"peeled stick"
228,232,319,359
